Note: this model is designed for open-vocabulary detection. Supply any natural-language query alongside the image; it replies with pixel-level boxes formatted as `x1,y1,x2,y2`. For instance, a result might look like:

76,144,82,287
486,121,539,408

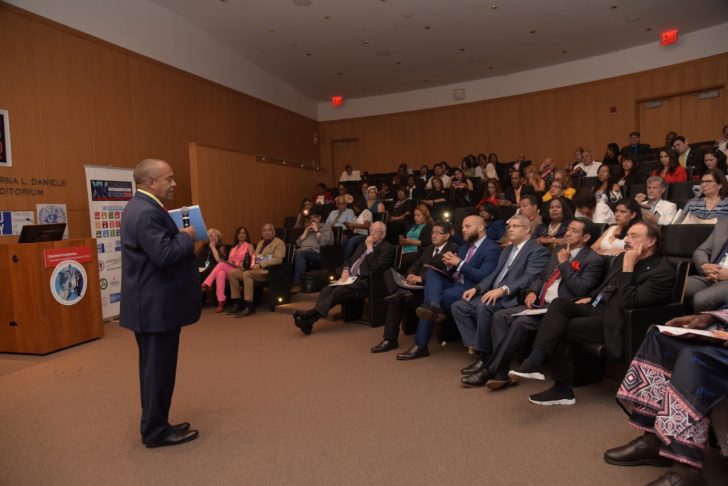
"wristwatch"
500,285,509,295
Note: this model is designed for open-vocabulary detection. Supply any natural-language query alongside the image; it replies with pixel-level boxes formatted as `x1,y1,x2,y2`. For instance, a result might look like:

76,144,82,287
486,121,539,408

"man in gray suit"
685,220,728,312
451,214,549,374
463,218,604,388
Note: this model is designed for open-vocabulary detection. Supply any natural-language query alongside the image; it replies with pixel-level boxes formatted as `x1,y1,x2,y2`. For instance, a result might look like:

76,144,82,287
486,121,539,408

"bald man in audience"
293,221,395,334
229,223,286,317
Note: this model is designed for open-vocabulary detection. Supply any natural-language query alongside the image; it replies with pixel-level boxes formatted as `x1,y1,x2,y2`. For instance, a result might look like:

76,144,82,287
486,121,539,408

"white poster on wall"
84,165,135,320
36,203,69,239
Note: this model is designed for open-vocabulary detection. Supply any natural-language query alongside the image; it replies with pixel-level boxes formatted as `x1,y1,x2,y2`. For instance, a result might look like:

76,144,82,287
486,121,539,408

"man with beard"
509,221,674,406
397,215,500,360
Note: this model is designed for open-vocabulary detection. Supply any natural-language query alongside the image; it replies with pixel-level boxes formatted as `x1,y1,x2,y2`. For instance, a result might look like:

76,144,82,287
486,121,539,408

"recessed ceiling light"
363,40,370,45
400,11,413,18
376,49,391,56
395,61,402,65
424,26,431,30
323,15,331,20
490,4,498,9
292,0,311,6
626,15,640,22
305,52,312,56
529,30,536,34
459,48,466,52
646,27,652,31
610,5,618,9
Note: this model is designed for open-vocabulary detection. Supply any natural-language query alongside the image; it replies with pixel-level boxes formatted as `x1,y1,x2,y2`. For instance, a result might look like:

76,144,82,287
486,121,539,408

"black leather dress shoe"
645,471,707,486
384,290,412,304
461,369,493,387
145,429,199,448
371,339,399,353
172,422,190,433
396,344,429,360
294,315,314,335
461,359,485,374
235,306,256,318
604,433,673,467
226,302,244,315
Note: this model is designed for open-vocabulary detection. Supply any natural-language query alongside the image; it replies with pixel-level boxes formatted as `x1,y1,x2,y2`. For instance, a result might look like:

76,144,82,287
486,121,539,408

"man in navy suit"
451,214,549,373
397,215,501,360
463,218,604,388
120,159,201,448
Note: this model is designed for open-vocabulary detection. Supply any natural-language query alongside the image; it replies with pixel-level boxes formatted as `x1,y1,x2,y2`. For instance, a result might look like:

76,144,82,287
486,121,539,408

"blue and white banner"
84,165,135,320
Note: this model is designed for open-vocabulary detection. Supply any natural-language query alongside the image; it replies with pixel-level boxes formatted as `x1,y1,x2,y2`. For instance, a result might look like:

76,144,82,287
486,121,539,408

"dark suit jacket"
620,144,651,158
683,147,703,168
408,241,459,278
595,253,674,358
693,220,728,273
120,192,201,333
454,237,502,288
475,239,550,307
345,240,396,281
525,245,604,300
504,184,535,204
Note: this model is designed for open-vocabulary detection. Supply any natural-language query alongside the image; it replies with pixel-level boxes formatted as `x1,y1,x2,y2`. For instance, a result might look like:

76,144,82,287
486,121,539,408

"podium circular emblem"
50,260,87,305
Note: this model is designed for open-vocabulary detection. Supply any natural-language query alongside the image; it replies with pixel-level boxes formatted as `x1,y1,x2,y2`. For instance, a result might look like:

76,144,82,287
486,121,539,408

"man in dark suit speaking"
120,159,201,448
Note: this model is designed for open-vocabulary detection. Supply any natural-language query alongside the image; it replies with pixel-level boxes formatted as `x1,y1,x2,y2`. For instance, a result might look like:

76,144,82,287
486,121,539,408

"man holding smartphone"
634,176,677,225
462,218,604,389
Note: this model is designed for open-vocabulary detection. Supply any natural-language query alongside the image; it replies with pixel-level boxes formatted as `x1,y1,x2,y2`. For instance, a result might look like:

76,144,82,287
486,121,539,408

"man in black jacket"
462,218,604,388
620,131,651,158
371,221,458,353
293,221,395,335
509,221,675,406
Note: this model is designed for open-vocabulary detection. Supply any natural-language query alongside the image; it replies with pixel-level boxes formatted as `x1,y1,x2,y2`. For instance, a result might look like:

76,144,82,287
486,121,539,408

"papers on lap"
390,269,424,290
511,308,548,316
329,276,357,286
656,325,728,343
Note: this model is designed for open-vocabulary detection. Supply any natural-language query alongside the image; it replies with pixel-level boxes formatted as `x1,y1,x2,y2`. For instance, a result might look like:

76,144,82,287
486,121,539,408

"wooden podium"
0,238,104,354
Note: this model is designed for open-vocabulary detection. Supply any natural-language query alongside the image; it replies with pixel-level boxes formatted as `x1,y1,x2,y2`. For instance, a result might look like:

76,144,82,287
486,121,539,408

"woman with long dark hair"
591,198,642,255
652,148,687,183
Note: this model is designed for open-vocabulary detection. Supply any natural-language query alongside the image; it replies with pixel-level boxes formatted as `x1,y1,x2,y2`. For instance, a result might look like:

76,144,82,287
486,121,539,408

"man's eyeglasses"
506,224,528,229
701,180,718,184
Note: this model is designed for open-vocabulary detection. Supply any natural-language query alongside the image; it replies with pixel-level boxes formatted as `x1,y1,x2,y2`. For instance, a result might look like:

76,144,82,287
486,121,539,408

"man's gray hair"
508,214,532,232
646,175,666,189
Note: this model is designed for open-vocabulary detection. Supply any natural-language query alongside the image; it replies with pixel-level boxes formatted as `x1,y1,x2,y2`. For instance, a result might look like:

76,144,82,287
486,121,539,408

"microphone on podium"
181,207,191,228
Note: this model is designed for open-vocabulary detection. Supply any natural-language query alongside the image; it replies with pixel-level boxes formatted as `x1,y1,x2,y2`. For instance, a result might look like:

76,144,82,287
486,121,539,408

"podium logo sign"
50,260,87,306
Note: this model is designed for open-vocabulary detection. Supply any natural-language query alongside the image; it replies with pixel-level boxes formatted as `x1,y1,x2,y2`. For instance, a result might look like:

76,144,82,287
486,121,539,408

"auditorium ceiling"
148,0,728,101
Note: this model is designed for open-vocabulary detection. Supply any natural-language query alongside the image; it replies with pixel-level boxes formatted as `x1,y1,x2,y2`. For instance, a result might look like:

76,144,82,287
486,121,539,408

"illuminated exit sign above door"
661,29,678,46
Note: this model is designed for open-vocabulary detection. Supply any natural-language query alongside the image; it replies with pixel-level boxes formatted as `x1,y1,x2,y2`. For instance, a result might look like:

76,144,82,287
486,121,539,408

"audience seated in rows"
397,215,501,360
201,226,254,312
450,214,550,367
509,220,675,406
462,218,604,388
292,221,395,334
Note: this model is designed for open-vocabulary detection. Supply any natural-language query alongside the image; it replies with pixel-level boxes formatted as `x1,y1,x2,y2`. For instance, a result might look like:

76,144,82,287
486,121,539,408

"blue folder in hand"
168,205,208,241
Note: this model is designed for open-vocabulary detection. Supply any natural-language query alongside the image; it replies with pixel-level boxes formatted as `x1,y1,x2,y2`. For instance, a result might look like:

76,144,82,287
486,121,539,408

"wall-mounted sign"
0,109,11,168
37,203,69,239
0,210,34,235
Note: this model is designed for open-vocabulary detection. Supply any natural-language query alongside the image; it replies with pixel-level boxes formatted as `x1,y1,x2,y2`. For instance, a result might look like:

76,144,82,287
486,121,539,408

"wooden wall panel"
0,4,318,243
320,53,728,179
190,144,324,243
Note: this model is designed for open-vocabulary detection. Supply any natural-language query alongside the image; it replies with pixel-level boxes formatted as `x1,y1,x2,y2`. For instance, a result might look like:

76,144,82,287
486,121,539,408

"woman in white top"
591,198,642,256
343,200,373,259
475,153,498,180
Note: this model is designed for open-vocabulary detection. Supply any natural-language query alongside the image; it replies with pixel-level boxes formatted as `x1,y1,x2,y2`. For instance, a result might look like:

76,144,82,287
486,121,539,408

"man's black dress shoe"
235,306,256,318
371,339,399,353
145,429,199,448
396,344,429,360
226,302,243,314
604,433,673,467
461,359,485,374
461,369,493,387
384,290,412,304
294,315,314,335
172,422,190,433
645,471,706,486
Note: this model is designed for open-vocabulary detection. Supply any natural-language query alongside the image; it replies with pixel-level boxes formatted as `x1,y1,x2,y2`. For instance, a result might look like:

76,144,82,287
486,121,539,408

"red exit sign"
331,96,344,107
661,29,678,46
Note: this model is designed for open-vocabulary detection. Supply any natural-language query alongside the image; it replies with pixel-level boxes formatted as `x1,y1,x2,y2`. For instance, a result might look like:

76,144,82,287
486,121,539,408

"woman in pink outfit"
202,226,254,312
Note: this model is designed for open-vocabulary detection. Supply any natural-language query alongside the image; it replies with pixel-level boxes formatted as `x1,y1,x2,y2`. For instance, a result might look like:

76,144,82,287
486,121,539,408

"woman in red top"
652,148,687,183
475,178,503,208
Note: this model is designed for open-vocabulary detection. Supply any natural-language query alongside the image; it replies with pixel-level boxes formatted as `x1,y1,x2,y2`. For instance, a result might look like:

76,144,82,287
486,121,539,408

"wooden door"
638,97,680,148
679,88,724,144
331,139,360,185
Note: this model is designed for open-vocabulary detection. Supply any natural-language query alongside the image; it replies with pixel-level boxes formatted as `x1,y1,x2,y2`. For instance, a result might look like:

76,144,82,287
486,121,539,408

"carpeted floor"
1,304,726,486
